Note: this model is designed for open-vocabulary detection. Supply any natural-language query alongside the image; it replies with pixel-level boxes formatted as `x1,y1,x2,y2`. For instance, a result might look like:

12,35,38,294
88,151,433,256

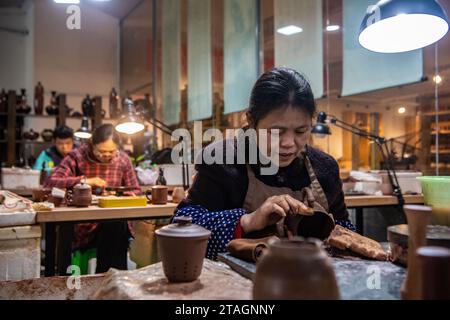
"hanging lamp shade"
311,112,332,138
115,98,145,135
359,0,449,53
74,117,92,139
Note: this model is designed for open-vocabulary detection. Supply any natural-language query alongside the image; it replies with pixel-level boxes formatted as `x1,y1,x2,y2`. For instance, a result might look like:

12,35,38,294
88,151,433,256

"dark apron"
242,151,335,240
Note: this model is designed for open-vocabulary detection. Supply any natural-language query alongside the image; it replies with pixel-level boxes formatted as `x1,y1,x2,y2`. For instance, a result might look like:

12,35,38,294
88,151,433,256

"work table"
36,203,177,277
0,254,405,300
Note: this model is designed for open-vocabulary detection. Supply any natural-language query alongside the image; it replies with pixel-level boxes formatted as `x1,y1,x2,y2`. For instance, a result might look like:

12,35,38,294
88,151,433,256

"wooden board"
36,203,177,223
345,195,423,208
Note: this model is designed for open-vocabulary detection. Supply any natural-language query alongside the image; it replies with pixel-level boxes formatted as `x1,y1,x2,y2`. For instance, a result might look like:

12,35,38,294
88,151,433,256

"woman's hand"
85,177,108,188
240,195,311,233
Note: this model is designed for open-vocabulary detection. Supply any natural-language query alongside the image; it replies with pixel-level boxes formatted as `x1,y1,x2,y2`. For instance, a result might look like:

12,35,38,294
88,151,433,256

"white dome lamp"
359,0,449,53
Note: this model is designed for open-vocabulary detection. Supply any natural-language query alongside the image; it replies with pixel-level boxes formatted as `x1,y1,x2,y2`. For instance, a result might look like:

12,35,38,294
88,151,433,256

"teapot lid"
156,216,211,239
75,182,91,190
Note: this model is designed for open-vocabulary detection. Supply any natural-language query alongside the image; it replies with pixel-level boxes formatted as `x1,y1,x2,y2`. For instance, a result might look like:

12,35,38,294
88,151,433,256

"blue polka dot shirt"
175,205,356,260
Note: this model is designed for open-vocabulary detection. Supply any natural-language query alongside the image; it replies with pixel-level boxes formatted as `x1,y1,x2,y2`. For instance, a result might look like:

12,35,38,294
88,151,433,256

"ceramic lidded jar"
253,237,340,300
71,182,92,207
41,129,54,142
23,129,39,140
155,216,211,282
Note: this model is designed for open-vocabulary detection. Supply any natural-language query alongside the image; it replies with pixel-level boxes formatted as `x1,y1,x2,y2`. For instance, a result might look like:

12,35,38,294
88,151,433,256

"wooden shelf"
16,140,52,144
432,131,450,135
431,149,450,154
421,110,450,116
24,114,57,118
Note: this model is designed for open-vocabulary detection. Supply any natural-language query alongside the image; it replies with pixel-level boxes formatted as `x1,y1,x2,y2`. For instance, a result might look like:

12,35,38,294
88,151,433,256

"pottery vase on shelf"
34,82,44,115
17,89,31,114
45,91,58,115
82,94,93,117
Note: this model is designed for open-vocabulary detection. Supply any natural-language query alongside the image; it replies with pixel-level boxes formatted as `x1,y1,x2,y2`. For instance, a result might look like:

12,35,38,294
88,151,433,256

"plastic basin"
417,176,450,226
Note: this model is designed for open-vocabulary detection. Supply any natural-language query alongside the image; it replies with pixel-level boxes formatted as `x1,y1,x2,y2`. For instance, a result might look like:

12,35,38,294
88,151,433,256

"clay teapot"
253,237,340,300
67,182,92,207
155,216,211,282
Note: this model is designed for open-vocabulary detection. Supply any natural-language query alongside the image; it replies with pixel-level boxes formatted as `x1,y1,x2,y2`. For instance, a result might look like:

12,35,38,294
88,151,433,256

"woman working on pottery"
45,124,141,273
175,67,354,260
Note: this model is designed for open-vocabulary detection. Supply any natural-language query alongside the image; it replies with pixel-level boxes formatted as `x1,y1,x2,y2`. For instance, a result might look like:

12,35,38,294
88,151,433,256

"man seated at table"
33,125,76,176
45,124,141,273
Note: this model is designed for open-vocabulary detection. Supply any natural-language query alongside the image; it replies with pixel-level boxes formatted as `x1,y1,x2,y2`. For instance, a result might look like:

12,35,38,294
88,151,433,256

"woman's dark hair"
53,125,73,140
91,124,121,146
248,67,316,126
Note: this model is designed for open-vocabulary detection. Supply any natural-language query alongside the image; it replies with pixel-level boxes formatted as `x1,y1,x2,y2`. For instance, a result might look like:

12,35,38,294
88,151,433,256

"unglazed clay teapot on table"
253,237,340,300
155,216,211,282
66,182,92,207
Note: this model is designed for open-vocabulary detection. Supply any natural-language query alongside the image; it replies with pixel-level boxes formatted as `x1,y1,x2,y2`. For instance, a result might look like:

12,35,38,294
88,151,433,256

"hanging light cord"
435,43,440,176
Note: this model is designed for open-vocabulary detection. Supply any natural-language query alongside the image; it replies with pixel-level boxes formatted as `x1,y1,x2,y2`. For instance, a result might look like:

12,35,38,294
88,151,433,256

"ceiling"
0,0,143,20
83,0,143,21
3,0,449,108
0,0,25,8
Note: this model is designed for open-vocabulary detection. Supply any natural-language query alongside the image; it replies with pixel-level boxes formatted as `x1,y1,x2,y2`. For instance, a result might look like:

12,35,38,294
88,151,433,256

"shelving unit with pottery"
418,105,450,176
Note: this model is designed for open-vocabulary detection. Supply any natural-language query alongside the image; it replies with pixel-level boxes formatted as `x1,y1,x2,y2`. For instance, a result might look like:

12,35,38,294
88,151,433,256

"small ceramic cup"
32,188,51,202
148,185,168,205
172,187,185,204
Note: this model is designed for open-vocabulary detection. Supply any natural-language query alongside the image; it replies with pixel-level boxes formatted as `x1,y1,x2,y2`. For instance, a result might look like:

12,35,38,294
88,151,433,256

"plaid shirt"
45,144,141,249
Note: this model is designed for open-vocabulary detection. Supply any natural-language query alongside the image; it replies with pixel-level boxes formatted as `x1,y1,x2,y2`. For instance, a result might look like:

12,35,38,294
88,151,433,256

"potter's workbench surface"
0,254,405,300
0,260,252,300
217,253,406,300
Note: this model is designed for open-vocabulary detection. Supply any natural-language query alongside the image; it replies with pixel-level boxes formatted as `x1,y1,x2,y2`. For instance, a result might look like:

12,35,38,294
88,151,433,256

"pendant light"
311,112,332,138
115,98,145,135
74,117,92,139
359,0,449,53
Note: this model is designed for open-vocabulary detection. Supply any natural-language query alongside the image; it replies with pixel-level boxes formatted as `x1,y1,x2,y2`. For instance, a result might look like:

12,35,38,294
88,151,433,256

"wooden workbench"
0,253,405,300
36,203,178,223
345,195,424,234
345,195,424,208
0,260,252,300
37,203,177,277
